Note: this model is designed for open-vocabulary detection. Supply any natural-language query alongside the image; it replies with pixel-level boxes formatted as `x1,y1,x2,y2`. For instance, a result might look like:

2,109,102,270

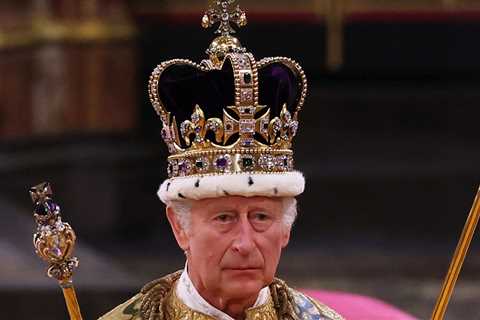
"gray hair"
167,197,297,231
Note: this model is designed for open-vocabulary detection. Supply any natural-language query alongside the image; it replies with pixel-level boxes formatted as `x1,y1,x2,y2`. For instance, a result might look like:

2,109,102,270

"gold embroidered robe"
99,271,344,320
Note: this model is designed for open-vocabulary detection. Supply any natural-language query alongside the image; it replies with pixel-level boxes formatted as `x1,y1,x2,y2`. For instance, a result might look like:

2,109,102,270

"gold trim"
0,30,36,49
325,0,345,71
0,19,136,50
33,19,136,43
166,151,294,178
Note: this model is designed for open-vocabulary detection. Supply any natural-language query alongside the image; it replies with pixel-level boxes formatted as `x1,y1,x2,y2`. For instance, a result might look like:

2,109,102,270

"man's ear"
281,226,291,248
166,207,190,251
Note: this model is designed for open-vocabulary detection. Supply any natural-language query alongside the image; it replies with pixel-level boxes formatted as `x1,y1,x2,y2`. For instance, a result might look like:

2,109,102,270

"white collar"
176,263,271,320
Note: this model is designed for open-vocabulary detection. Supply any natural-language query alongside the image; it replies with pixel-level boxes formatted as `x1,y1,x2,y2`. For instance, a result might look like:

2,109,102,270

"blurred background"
1,0,480,319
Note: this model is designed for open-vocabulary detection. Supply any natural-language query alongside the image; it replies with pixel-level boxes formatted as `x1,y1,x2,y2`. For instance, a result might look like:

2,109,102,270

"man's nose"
231,217,255,255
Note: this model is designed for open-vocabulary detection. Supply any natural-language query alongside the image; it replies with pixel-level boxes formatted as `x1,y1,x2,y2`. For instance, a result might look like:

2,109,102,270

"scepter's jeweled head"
149,0,307,203
30,182,79,284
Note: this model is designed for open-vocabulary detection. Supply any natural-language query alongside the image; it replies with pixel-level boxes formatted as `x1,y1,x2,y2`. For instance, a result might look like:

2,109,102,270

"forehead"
192,196,282,212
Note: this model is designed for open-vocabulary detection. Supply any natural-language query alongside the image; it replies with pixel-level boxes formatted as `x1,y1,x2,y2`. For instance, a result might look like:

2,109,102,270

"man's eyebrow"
203,205,237,213
248,205,278,213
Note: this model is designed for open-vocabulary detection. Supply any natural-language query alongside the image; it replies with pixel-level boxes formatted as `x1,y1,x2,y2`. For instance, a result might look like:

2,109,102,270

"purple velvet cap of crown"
158,59,300,146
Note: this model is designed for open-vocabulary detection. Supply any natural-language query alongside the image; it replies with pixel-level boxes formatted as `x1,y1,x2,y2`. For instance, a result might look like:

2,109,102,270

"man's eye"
253,212,270,221
214,214,234,223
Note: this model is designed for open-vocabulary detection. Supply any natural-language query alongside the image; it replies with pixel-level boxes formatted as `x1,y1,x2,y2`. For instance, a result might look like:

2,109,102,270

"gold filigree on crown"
148,0,307,179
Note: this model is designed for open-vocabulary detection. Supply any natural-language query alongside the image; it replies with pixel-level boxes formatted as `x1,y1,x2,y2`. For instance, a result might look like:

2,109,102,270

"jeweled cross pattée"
202,0,247,36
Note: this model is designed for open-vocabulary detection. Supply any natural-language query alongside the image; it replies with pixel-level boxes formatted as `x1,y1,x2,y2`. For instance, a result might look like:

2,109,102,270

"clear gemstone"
276,155,289,171
161,127,170,140
180,122,189,136
240,89,253,102
55,219,65,231
290,121,299,136
191,112,200,123
207,121,219,131
273,119,281,131
167,160,178,177
259,155,275,171
239,119,255,133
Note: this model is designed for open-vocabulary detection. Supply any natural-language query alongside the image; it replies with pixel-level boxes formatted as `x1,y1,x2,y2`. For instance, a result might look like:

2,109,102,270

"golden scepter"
30,182,83,320
431,186,480,319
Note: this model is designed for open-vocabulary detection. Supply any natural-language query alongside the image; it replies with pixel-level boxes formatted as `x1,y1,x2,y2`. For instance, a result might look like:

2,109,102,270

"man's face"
169,196,291,301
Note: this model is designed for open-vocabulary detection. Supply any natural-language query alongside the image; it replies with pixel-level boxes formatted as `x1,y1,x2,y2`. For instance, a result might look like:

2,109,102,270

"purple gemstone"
50,247,63,258
216,157,228,168
178,162,188,174
46,200,58,213
34,200,57,215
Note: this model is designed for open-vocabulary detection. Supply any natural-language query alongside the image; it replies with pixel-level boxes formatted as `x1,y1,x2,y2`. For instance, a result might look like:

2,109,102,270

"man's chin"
221,270,265,296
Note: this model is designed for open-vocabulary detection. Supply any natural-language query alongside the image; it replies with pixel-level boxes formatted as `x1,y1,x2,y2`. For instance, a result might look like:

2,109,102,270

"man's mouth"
224,267,261,271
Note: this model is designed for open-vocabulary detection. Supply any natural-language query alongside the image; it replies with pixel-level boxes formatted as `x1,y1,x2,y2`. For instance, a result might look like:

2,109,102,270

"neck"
198,289,258,320
187,270,259,320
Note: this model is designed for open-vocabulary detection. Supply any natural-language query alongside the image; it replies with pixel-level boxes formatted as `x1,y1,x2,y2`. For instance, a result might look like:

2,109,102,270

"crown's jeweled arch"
148,0,307,179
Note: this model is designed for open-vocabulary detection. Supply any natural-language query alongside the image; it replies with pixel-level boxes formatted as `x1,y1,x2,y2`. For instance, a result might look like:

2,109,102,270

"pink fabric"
301,289,418,320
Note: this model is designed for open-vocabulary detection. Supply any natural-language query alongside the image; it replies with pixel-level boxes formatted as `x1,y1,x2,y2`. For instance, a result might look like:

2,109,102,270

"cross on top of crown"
202,0,247,36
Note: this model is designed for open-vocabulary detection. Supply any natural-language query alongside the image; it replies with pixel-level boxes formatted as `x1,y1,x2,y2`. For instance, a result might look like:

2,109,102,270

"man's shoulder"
98,271,182,320
98,294,144,320
287,287,345,320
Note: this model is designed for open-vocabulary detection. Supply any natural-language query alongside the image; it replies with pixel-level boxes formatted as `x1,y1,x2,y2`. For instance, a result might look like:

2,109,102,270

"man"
100,196,343,320
100,1,344,319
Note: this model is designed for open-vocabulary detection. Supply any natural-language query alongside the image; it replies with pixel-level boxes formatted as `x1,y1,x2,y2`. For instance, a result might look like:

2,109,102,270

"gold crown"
148,0,307,179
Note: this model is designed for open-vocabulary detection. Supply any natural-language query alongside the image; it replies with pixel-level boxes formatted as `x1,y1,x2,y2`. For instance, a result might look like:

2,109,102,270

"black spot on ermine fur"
166,183,171,191
223,190,230,196
194,179,200,188
178,193,186,199
248,177,254,186
274,188,278,195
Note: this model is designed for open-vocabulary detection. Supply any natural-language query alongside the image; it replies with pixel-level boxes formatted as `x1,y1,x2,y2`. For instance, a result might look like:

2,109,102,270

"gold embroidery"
165,288,278,320
99,271,344,320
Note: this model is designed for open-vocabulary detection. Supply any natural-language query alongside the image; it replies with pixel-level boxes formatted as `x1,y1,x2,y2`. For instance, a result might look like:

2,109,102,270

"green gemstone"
195,160,204,169
242,157,254,168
